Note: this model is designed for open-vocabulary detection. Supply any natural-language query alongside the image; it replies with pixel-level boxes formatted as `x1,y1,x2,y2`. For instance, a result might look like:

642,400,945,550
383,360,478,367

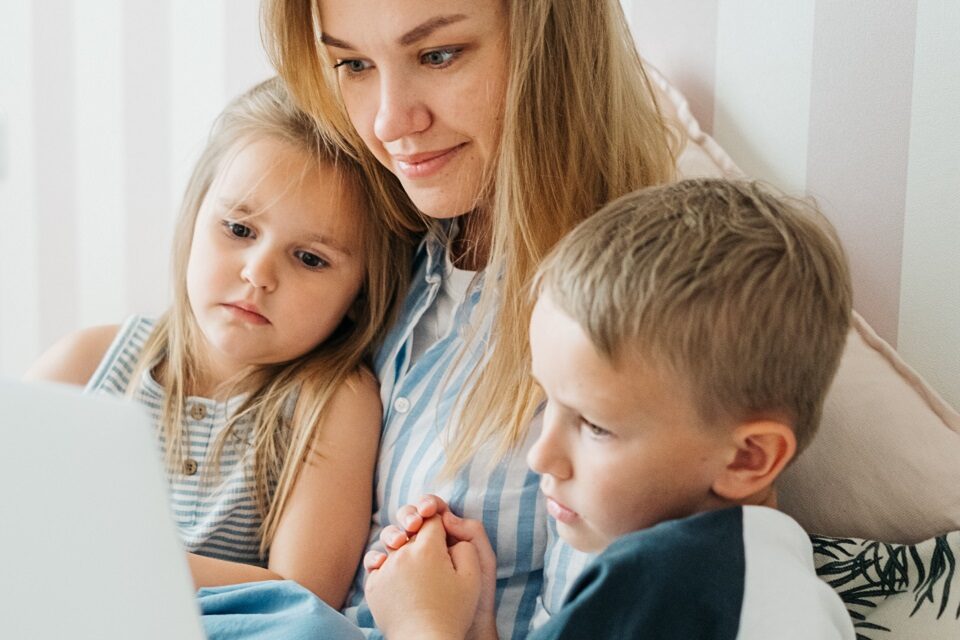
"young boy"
364,179,857,640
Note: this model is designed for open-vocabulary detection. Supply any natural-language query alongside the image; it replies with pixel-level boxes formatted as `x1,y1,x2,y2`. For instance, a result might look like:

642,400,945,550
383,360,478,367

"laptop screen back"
0,379,205,640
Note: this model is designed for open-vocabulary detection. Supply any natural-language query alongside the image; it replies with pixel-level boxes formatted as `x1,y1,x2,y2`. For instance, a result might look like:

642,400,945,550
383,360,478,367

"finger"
413,515,448,548
441,513,497,575
364,549,387,572
415,494,450,519
440,510,487,543
448,540,480,577
379,524,409,551
395,504,423,534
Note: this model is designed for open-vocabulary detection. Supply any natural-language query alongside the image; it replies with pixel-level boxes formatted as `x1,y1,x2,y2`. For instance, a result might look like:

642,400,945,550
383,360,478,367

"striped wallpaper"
1,0,957,409
628,0,959,408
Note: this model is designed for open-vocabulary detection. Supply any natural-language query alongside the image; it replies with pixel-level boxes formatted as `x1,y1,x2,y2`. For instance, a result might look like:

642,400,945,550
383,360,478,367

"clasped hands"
363,495,499,640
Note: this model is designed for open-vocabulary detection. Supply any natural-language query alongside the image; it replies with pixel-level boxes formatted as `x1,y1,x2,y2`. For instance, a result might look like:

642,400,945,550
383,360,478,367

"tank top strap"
86,315,156,396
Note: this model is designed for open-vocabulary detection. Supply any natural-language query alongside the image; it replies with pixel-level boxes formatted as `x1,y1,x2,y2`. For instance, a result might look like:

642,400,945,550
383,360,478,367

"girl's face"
186,137,366,385
319,0,509,219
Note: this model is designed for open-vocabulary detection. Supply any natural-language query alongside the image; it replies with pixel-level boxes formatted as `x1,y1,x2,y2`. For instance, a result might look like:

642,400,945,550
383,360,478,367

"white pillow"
813,531,960,639
647,64,960,544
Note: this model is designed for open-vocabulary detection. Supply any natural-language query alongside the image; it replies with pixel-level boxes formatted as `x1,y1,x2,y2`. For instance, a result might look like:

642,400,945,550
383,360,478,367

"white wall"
627,0,959,409
2,0,957,409
0,0,272,377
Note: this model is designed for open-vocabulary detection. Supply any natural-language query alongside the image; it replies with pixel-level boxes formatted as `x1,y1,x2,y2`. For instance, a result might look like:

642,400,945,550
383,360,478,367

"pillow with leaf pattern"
812,532,960,639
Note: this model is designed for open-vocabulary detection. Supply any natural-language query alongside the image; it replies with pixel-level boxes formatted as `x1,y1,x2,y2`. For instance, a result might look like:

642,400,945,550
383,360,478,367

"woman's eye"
223,221,253,238
420,48,461,68
334,59,372,75
296,250,328,270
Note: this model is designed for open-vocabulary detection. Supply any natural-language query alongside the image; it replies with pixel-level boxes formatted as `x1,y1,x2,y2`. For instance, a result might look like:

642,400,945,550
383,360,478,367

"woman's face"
319,0,509,219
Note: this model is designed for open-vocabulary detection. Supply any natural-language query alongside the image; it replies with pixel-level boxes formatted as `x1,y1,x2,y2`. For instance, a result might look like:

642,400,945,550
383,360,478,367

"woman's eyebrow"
397,14,467,46
321,14,468,50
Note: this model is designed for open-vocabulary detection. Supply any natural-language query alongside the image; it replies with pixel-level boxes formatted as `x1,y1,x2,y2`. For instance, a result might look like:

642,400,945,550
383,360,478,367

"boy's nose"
526,408,573,481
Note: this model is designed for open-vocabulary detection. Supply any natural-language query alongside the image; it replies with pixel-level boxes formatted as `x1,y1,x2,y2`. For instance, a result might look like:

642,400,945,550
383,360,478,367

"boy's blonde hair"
133,77,413,556
263,0,679,473
536,179,852,454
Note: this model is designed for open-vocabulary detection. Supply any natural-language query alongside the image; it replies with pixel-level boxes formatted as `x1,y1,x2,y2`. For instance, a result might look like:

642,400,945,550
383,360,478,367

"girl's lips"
393,143,466,179
223,303,270,325
545,497,579,525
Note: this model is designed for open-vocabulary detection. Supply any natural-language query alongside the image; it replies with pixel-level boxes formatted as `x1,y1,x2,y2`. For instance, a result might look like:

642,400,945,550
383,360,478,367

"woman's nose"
373,72,431,144
526,406,573,481
240,248,278,292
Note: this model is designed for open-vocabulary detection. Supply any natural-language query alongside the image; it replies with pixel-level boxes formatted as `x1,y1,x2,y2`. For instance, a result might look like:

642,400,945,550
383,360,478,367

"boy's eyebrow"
321,14,468,50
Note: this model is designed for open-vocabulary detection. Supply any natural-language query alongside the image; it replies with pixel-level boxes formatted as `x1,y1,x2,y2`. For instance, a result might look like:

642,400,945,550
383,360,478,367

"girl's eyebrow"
304,232,353,258
219,198,258,217
321,13,468,50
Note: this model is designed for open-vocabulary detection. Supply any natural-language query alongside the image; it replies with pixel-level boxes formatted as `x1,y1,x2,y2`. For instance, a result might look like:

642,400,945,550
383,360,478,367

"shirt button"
182,459,199,476
393,397,411,414
189,404,206,420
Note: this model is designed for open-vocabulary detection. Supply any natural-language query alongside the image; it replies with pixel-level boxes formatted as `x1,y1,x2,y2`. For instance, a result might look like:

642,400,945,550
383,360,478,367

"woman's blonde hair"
133,77,413,556
264,0,678,473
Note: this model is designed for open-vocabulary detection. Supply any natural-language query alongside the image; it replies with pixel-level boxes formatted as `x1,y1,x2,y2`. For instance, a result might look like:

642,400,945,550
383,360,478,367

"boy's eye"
333,58,372,75
420,47,461,68
583,420,612,439
296,250,328,270
223,221,253,238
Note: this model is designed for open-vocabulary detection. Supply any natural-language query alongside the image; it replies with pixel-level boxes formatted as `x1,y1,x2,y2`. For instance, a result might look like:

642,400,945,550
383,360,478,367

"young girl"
24,77,414,609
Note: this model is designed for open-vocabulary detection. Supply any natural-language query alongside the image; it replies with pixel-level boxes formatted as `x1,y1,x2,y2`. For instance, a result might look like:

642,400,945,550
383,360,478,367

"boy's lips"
545,495,579,525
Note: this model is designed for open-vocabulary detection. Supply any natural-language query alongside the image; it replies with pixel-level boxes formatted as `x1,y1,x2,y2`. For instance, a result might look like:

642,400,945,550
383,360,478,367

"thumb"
441,510,486,544
414,515,448,548
448,540,480,577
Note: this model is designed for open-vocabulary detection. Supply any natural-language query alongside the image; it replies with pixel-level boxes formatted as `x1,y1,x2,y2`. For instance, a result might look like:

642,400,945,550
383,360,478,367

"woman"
201,1,677,637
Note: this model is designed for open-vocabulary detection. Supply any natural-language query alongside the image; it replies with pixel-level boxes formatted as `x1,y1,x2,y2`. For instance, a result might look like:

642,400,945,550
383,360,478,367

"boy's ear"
711,421,797,504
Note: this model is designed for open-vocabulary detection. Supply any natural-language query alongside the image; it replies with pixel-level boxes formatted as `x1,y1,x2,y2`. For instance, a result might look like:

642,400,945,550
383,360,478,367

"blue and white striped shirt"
341,228,590,639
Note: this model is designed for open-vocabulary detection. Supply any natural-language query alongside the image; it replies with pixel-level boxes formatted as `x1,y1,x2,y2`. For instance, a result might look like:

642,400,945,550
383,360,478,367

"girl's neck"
156,353,263,401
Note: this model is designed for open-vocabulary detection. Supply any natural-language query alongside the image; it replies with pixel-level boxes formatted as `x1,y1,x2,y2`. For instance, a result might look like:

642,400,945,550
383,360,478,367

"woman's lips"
545,496,579,525
392,143,466,179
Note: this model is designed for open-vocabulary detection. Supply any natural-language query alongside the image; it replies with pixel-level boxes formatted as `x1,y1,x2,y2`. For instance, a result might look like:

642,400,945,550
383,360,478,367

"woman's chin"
397,178,484,221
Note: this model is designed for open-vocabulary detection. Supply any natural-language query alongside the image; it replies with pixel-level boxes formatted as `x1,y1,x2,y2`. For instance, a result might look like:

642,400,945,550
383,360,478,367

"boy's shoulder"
535,507,854,640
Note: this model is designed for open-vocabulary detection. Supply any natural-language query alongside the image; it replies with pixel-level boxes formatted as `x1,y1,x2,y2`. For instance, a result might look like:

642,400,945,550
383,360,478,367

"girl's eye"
223,221,253,239
295,250,328,270
333,59,372,75
420,47,461,68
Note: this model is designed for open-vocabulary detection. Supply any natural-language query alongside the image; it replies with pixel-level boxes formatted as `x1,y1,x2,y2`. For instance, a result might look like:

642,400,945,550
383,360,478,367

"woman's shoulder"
23,323,123,387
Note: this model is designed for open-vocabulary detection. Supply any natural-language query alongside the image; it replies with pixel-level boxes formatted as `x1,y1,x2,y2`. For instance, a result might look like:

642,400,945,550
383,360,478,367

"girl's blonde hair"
134,77,414,556
264,1,678,474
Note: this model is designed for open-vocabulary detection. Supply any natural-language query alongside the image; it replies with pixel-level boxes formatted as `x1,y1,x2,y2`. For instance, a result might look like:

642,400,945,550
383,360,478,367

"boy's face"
527,293,731,553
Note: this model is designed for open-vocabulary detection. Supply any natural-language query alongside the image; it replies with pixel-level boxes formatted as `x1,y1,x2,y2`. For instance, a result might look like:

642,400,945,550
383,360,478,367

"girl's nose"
526,405,573,481
373,72,432,144
241,249,278,292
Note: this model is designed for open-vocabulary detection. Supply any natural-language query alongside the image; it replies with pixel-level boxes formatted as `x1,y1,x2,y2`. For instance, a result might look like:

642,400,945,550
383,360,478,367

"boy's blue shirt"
531,506,856,640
